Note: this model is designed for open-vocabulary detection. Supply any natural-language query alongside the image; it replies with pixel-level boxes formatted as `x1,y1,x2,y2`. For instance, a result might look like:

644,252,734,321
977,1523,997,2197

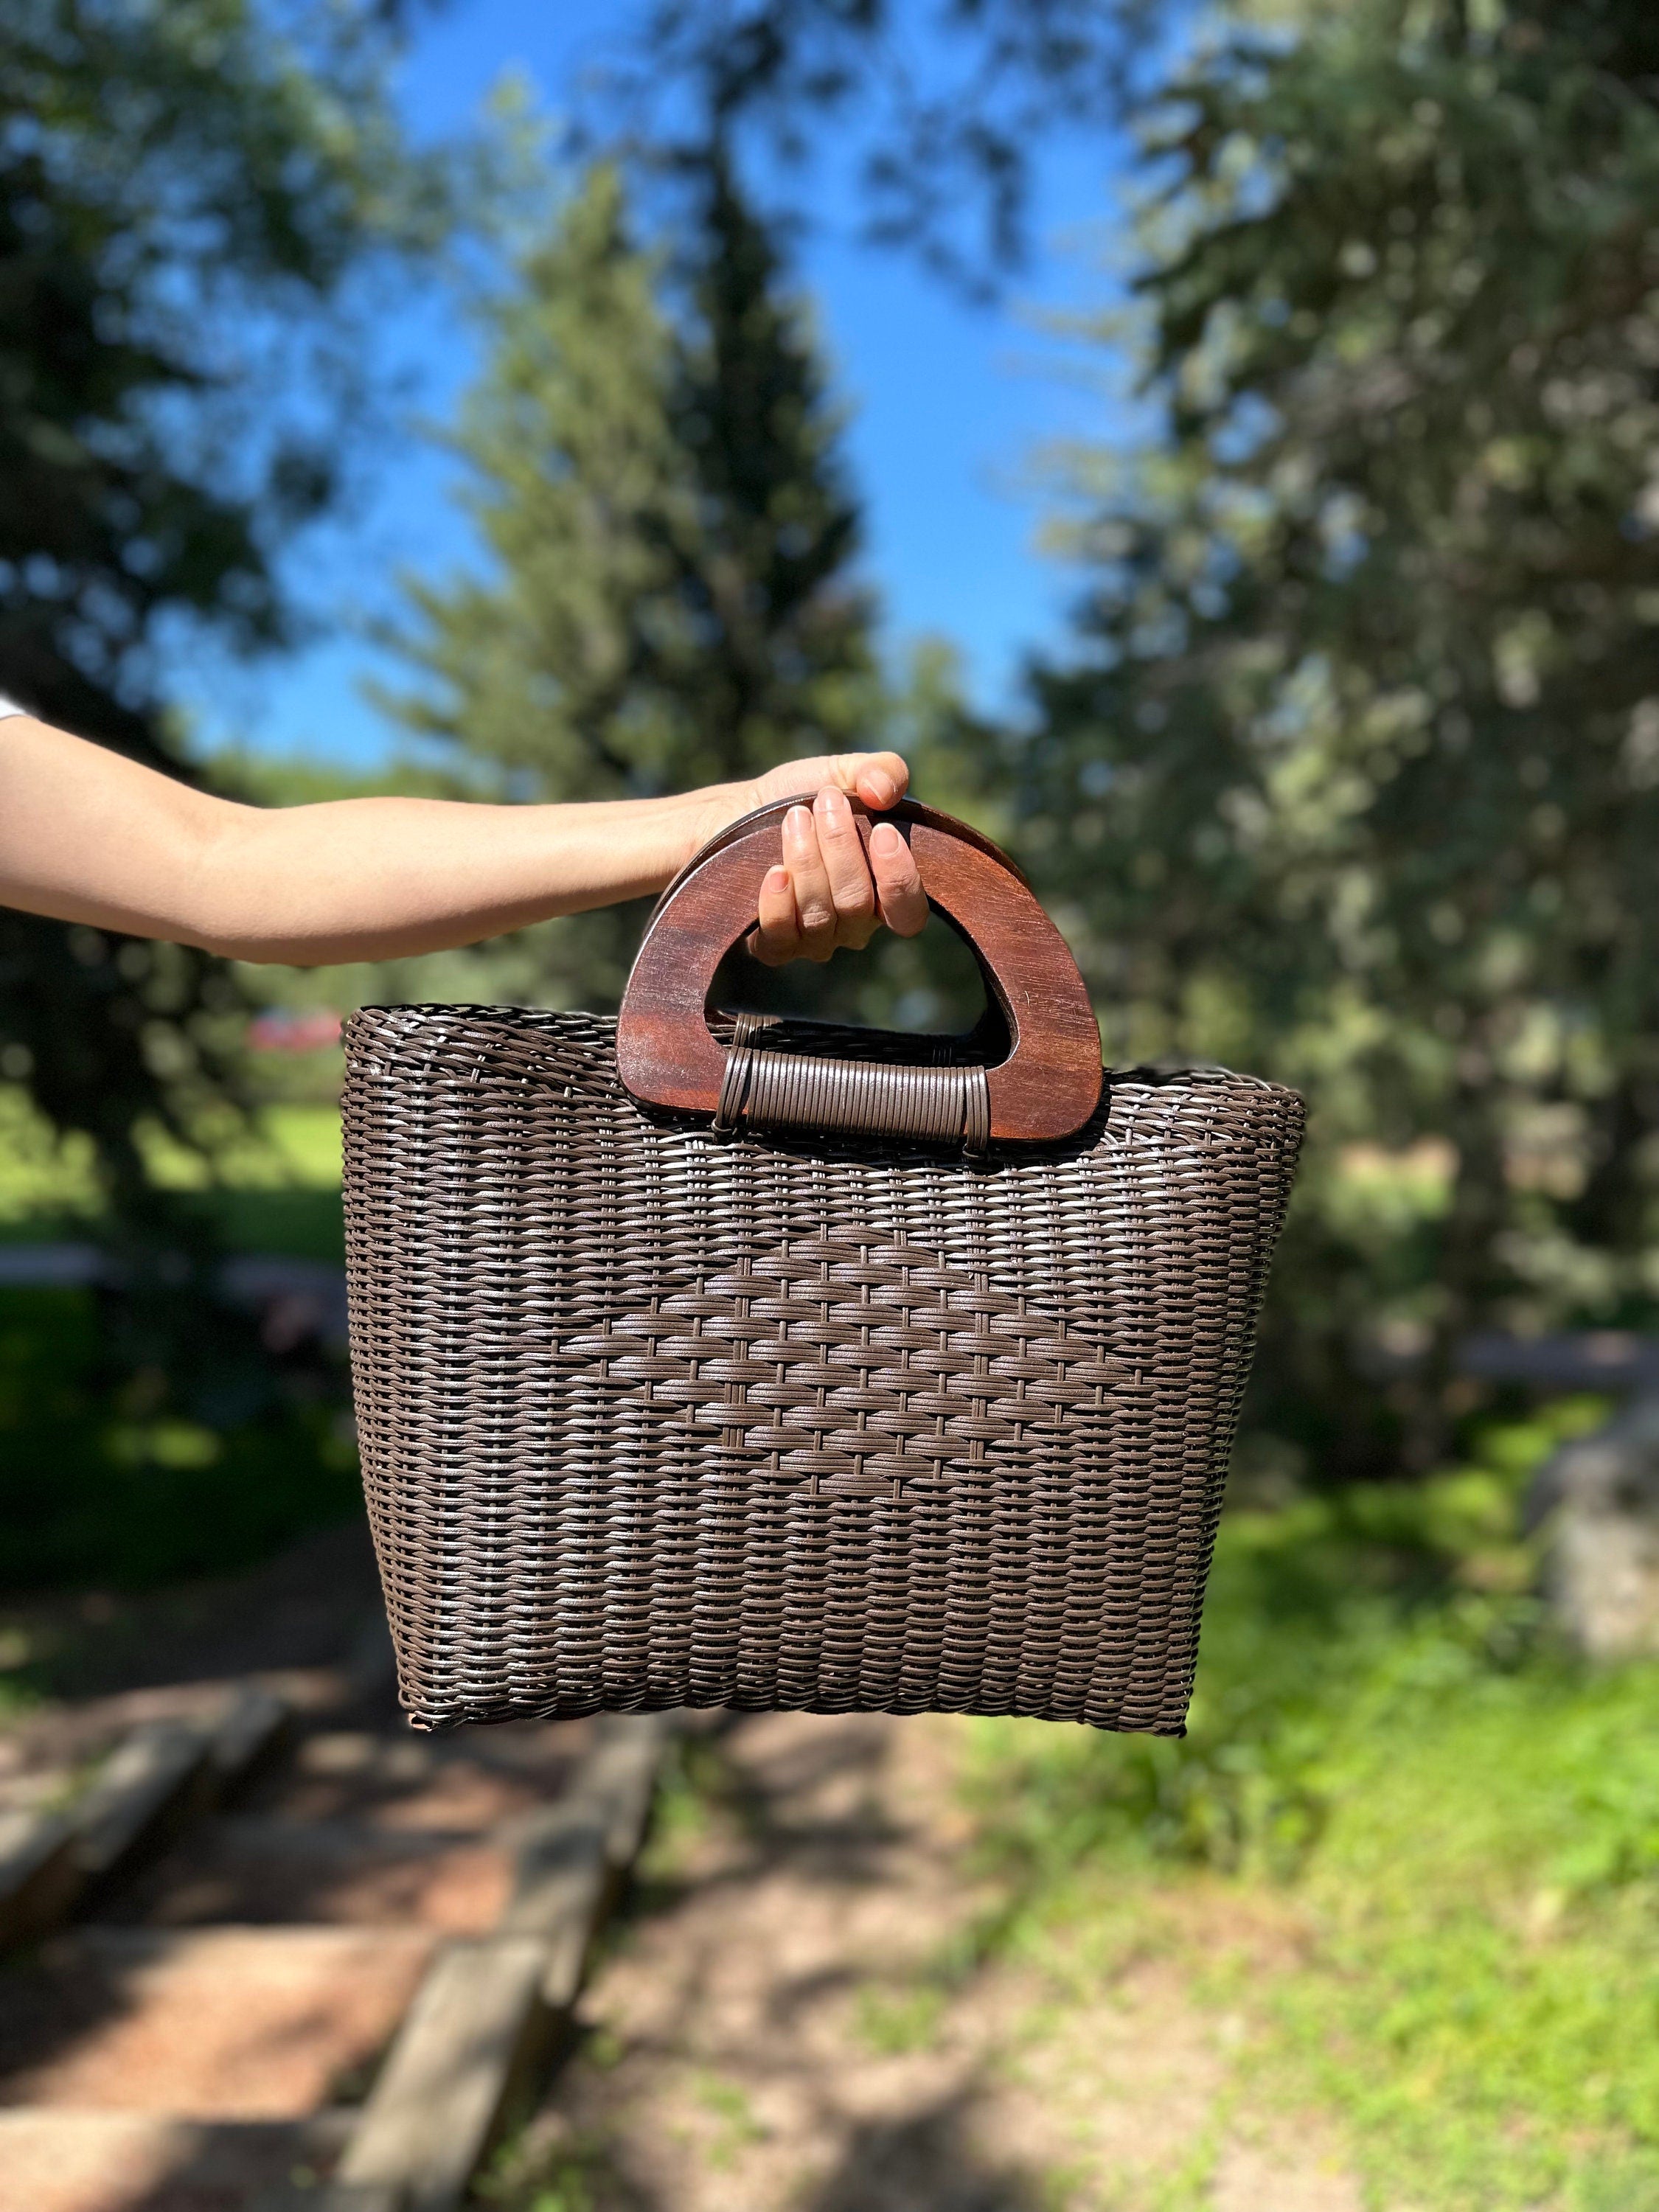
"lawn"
0,1091,355,1593
959,1402,1659,2211
0,1284,361,1590
0,1088,346,1261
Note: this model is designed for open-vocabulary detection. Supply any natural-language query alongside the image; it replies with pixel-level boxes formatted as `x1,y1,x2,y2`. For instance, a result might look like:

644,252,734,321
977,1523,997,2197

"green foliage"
691,2070,769,2166
853,1978,949,2056
0,1102,355,1590
380,145,893,1008
382,140,1002,1033
0,1287,358,1590
476,2130,615,2212
0,0,438,1187
0,1091,345,1255
630,0,1164,287
1011,0,1659,1468
0,2,442,1511
962,1403,1659,2208
969,1402,1606,1882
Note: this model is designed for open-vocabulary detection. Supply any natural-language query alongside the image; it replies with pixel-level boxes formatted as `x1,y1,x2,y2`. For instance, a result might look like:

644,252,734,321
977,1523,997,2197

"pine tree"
1012,0,1659,1474
382,147,884,1006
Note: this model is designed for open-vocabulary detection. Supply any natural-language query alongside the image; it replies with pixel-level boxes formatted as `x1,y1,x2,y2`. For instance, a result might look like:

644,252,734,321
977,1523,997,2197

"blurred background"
4,2,1659,2206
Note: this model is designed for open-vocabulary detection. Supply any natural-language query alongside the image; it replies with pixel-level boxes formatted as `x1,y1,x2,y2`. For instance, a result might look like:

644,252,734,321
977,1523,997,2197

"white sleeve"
0,695,29,719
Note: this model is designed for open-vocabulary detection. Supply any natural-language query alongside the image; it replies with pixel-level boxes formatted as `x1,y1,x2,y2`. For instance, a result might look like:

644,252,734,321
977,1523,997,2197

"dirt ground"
0,1530,1377,2211
490,1708,1373,2212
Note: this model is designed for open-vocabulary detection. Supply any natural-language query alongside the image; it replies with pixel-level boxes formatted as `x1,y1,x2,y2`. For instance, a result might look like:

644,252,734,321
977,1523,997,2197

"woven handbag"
342,798,1304,1733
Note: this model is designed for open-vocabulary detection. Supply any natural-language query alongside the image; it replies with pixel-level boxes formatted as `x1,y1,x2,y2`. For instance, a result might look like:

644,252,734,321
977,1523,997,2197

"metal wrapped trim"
714,1014,991,1153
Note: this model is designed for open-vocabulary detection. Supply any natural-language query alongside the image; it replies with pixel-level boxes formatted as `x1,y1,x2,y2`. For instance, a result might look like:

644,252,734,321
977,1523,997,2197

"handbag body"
342,799,1303,1732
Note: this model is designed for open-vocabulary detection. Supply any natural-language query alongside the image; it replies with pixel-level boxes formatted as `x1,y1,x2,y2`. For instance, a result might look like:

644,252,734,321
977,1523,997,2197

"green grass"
195,1180,345,1263
0,1096,355,1591
961,1400,1659,2209
0,1088,344,1259
0,1286,360,1590
854,1977,950,2055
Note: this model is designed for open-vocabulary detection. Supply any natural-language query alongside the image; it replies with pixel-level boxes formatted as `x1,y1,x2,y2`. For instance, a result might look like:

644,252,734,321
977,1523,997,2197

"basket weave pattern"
343,1006,1303,1733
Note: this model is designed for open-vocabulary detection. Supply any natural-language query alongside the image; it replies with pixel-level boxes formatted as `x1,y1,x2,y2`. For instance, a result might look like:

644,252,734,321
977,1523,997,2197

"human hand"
0,716,928,970
743,757,938,964
679,751,929,966
749,782,928,965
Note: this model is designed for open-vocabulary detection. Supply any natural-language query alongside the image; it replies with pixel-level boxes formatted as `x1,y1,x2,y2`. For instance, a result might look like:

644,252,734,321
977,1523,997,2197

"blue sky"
192,1,1139,770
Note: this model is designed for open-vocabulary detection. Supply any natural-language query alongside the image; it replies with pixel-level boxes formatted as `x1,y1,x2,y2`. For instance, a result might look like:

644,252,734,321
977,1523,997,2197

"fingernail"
763,865,789,891
817,785,847,819
786,804,812,840
869,822,903,857
864,769,897,807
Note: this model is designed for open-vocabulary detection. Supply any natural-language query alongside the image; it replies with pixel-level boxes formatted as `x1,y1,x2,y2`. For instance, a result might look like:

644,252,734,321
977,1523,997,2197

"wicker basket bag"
343,798,1304,1733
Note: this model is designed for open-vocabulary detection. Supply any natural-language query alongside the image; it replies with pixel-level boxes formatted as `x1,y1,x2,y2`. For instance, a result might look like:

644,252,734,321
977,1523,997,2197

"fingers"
748,806,838,966
750,863,799,967
830,751,907,813
810,786,878,950
782,801,839,961
869,819,928,938
751,751,909,814
748,790,929,966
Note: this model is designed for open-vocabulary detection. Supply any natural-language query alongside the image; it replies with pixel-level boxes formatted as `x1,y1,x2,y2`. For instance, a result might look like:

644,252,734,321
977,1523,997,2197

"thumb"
754,752,909,812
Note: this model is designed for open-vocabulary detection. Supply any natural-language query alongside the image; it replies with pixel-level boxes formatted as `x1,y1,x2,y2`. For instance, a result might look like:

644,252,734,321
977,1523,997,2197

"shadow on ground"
803,2086,1054,2212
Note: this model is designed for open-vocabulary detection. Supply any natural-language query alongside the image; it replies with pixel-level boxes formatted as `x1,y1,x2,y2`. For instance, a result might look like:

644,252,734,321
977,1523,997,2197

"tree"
383,146,891,1007
0,0,439,1205
1007,0,1659,1475
623,0,1165,289
0,1,444,1519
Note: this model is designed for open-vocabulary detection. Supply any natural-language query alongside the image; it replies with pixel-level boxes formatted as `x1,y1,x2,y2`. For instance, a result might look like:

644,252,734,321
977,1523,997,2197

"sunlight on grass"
0,1086,103,1225
0,1086,343,1255
142,1102,342,1192
961,1402,1659,2211
853,1978,948,2056
691,2070,769,2167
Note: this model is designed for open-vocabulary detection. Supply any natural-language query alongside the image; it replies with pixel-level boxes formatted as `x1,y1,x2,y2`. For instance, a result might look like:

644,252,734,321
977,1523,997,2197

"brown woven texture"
342,1005,1302,1734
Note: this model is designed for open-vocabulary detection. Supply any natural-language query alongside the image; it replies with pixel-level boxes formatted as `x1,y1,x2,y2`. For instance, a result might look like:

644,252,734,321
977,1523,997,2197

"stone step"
0,2107,349,2212
505,1712,671,2005
329,1713,670,2211
105,1816,512,1933
0,1925,435,2117
0,1699,656,2210
209,1686,293,1797
68,1721,214,1893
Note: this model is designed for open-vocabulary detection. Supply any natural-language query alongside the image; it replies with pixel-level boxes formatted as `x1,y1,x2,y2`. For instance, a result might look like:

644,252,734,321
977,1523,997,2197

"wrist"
661,779,757,875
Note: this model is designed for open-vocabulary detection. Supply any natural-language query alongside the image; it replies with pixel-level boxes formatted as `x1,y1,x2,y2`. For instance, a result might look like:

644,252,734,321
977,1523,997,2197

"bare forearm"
0,716,725,963
0,714,922,967
196,790,721,963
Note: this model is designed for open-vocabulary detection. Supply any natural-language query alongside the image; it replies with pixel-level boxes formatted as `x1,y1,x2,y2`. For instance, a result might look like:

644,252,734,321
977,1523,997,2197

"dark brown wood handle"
616,797,1102,1143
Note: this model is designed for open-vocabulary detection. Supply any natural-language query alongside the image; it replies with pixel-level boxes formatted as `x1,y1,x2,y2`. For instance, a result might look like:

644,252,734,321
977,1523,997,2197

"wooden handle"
616,799,1102,1144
